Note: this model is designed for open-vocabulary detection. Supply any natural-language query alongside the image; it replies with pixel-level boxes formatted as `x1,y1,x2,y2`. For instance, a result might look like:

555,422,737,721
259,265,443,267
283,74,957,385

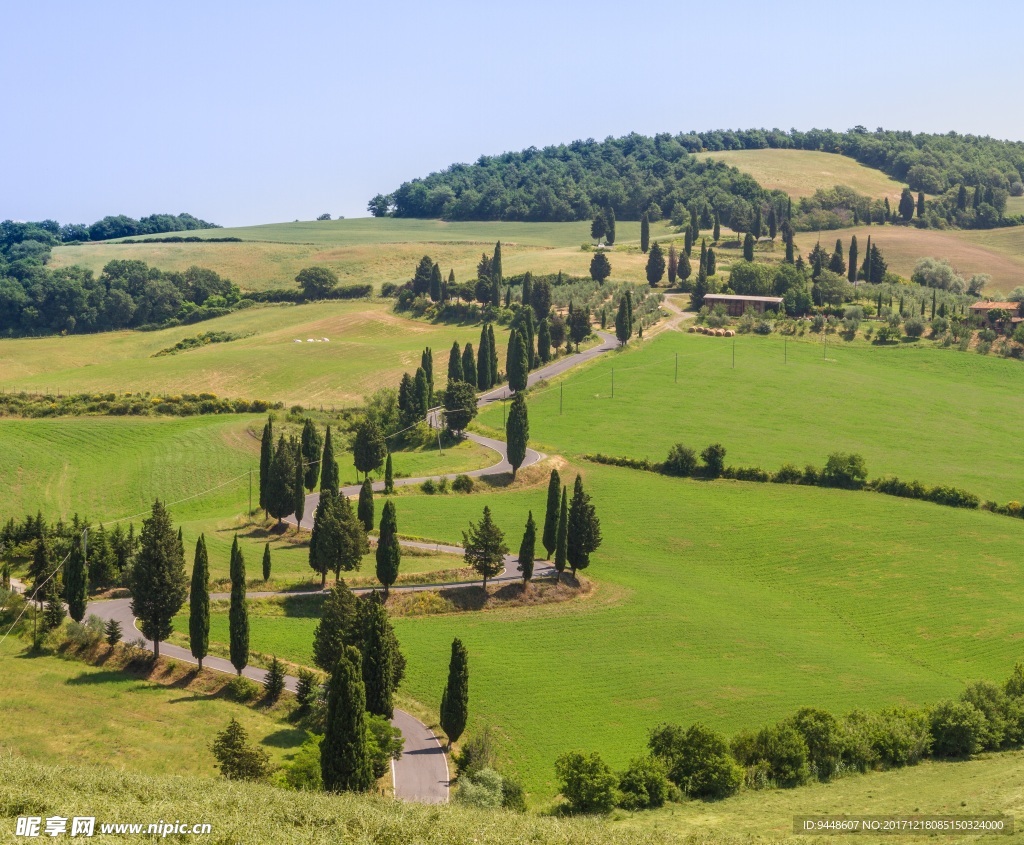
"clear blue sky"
3,0,1021,228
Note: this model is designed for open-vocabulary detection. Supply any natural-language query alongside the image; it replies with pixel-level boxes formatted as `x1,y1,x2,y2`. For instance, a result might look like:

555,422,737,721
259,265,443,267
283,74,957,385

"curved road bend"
86,328,618,805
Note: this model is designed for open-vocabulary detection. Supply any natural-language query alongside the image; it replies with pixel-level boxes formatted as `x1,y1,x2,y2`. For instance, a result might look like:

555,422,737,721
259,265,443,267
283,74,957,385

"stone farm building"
969,301,1024,329
704,294,784,317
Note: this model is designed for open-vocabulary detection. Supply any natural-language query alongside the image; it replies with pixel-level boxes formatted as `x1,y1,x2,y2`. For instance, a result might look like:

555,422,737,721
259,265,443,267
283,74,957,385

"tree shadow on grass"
261,727,307,749
64,670,135,686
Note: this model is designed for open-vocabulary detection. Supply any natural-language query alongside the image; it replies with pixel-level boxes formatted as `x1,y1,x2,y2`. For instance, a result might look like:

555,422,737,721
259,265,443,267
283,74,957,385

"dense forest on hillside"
371,128,1024,230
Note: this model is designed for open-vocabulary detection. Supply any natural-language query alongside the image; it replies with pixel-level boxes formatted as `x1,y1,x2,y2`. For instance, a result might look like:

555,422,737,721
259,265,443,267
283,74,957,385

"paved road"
85,328,618,805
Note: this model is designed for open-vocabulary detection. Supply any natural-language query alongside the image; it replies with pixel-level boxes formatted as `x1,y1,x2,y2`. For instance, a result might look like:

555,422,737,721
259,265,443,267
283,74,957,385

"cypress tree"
707,247,717,276
917,191,926,218
375,499,400,596
413,368,429,419
128,500,188,660
848,236,859,283
829,239,846,275
259,416,273,514
357,478,374,531
229,535,248,675
605,207,616,245
421,348,434,398
753,204,762,237
684,226,693,256
667,244,678,285
787,196,792,220
266,435,296,525
262,541,271,582
699,238,708,276
591,210,606,242
785,238,795,263
476,325,491,390
429,262,442,302
898,189,915,222
384,452,394,494
883,197,891,223
361,600,396,718
567,474,602,576
440,638,469,748
553,487,568,579
542,468,561,559
506,328,523,392
43,580,65,631
767,207,777,239
447,341,463,383
461,342,476,387
518,511,536,585
864,235,872,282
957,184,968,210
321,426,339,495
531,276,552,320
492,241,503,286
678,251,692,285
312,579,359,672
743,232,755,262
615,295,631,345
264,656,286,703
646,241,666,286
589,250,611,282
293,441,306,528
537,318,551,364
321,645,373,792
506,392,529,478
300,419,323,491
487,323,498,387
920,299,925,316
713,209,721,242
690,207,699,243
64,533,87,623
640,212,650,253
463,506,508,588
521,271,533,311
931,288,937,320
190,535,210,670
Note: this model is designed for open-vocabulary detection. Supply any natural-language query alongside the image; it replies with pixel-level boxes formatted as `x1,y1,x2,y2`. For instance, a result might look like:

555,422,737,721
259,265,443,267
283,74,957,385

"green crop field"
704,149,912,201
50,218,656,292
175,461,1024,799
0,640,303,776
477,329,1024,502
0,300,511,407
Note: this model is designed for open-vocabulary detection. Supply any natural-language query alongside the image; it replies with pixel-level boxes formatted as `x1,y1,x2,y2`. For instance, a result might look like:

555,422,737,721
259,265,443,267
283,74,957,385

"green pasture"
0,300,510,407
175,461,1024,799
477,330,1024,502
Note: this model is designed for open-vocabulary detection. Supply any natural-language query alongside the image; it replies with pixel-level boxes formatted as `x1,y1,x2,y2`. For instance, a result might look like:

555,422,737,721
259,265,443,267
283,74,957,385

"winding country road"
86,328,620,805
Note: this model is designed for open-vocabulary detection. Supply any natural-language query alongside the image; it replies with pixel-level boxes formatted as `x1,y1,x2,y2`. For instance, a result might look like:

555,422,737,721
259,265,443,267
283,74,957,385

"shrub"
788,708,844,781
455,768,504,808
225,676,261,703
773,463,803,484
926,485,979,509
869,707,932,767
700,443,726,479
750,723,810,788
649,722,741,799
1005,662,1024,699
420,479,437,494
753,319,773,335
841,711,880,773
554,751,619,814
64,616,105,649
212,718,272,781
278,732,323,791
800,464,820,485
454,728,496,777
366,714,404,779
295,669,320,714
724,465,771,482
617,755,670,810
451,474,474,493
960,681,1013,750
821,452,867,489
904,315,925,338
263,656,286,703
663,444,698,477
930,316,949,337
380,282,398,298
929,700,985,758
586,453,656,471
436,477,449,494
501,777,528,812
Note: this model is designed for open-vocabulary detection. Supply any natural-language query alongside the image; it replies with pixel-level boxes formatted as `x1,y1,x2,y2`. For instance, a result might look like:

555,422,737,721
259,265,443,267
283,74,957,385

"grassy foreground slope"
703,148,912,200
51,218,652,291
0,300,508,407
477,330,1024,502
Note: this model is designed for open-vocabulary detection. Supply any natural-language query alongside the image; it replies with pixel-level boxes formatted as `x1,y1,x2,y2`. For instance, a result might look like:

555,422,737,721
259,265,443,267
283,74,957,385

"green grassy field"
51,218,656,292
477,329,1024,502
704,149,912,201
176,461,1024,800
0,300,510,407
0,639,303,776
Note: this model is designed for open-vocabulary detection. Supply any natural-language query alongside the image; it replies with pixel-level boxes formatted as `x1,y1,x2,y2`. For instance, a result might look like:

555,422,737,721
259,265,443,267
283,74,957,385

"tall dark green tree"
421,347,434,393
447,341,463,383
429,262,443,302
487,323,498,387
542,468,561,559
361,600,396,718
228,535,248,675
383,452,394,494
640,212,650,253
313,579,359,672
461,342,477,387
591,211,606,242
518,511,536,585
259,416,274,514
899,188,915,222
646,241,665,286
190,535,210,670
412,255,434,296
847,236,859,283
604,207,616,245
491,241,503,287
128,500,188,660
828,239,846,275
690,207,699,243
684,226,693,256
440,638,469,748
589,250,611,281
321,425,339,495
293,441,306,528
707,247,717,276
300,419,323,491
785,238,795,264
567,474,602,576
615,294,632,345
64,532,87,623
476,325,491,390
506,392,529,478
375,499,401,596
531,276,553,320
357,478,374,532
554,487,569,579
917,191,926,218
521,271,533,312
321,645,373,793
443,379,477,435
413,367,430,418
752,204,763,237
262,541,271,582
713,209,721,242
353,419,387,481
506,329,529,393
266,435,296,526
568,303,591,351
667,244,678,285
767,207,777,239
537,318,552,363
463,506,508,588
678,251,692,286
742,232,755,262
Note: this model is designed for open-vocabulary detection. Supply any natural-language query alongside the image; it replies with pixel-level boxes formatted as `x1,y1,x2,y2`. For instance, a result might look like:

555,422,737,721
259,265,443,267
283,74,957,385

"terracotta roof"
969,301,1017,310
703,294,784,303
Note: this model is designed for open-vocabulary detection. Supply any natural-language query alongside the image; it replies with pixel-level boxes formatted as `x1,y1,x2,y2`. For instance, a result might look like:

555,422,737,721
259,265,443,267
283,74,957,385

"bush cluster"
872,476,979,509
247,284,372,304
0,391,282,419
559,662,1024,815
152,330,250,357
